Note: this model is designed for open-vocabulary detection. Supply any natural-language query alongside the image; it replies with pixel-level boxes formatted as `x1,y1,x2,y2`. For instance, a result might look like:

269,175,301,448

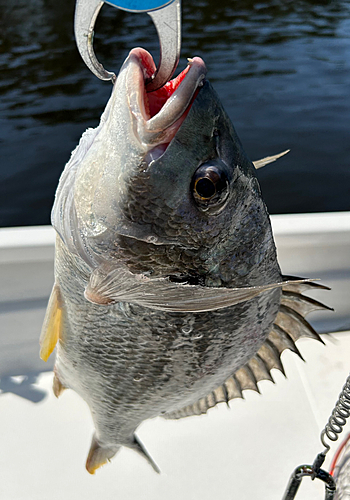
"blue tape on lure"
105,0,174,13
74,0,180,89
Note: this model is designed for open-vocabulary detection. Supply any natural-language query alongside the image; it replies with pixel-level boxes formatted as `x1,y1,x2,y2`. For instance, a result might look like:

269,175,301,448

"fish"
40,47,330,474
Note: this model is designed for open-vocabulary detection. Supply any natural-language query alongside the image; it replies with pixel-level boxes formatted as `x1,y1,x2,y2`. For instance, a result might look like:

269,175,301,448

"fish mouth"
126,48,207,149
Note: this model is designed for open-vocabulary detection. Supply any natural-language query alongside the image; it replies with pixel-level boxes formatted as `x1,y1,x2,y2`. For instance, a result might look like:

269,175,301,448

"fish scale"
55,223,281,449
39,49,330,474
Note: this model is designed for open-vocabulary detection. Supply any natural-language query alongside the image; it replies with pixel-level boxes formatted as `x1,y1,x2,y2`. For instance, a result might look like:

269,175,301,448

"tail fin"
85,434,160,474
86,435,119,474
132,434,161,473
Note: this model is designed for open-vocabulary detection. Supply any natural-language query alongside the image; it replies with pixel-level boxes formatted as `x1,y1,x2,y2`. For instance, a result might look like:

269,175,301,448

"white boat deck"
0,212,349,499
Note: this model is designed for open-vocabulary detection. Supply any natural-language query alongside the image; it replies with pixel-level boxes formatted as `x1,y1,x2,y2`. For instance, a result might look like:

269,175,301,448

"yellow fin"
39,284,64,362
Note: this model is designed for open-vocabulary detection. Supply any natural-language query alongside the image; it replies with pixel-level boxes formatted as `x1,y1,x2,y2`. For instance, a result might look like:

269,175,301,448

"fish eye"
191,160,230,210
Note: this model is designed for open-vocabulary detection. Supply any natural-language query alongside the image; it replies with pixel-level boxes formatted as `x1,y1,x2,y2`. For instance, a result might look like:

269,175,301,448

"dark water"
1,0,350,226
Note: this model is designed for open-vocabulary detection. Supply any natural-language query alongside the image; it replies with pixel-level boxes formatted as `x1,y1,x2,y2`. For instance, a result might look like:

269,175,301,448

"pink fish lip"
126,48,207,146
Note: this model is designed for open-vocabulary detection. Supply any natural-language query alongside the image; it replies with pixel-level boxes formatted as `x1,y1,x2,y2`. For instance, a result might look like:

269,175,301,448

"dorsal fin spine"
164,284,329,421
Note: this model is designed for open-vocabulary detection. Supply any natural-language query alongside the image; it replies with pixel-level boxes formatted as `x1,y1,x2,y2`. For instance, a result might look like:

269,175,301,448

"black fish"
40,48,330,474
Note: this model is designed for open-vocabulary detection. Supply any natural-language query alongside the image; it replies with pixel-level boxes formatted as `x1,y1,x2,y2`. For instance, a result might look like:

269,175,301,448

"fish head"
53,48,280,287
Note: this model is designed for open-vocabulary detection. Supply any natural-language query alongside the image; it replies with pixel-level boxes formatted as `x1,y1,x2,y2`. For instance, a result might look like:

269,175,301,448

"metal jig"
74,0,181,91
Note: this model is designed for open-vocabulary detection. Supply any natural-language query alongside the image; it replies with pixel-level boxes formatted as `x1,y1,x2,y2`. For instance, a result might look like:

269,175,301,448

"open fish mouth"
126,48,207,148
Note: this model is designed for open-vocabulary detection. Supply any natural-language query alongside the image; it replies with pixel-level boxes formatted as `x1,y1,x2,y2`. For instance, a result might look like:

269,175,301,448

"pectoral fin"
85,264,316,313
39,284,64,362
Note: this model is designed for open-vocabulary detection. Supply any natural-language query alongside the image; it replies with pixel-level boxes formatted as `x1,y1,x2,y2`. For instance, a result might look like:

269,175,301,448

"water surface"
1,0,350,226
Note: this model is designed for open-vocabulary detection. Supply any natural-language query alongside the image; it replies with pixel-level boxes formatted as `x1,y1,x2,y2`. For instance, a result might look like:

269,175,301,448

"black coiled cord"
282,372,350,499
321,373,350,452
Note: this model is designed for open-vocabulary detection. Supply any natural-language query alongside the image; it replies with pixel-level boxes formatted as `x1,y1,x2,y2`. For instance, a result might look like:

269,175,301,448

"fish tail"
131,434,161,474
85,433,160,474
86,434,120,474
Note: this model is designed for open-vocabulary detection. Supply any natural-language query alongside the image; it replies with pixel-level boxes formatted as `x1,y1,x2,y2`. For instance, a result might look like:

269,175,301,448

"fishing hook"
74,0,181,91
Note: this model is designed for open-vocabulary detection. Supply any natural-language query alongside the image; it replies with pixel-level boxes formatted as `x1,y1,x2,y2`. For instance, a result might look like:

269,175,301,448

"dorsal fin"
253,149,290,169
39,283,65,362
163,279,330,420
